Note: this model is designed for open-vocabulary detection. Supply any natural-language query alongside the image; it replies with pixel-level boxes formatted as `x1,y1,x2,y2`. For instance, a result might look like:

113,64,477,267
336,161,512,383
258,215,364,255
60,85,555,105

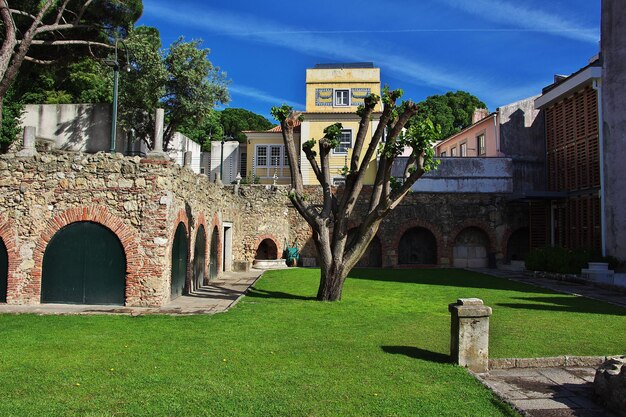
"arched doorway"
255,238,278,260
209,226,219,280
507,228,530,261
453,227,490,268
171,223,188,300
398,227,437,265
42,222,126,305
0,238,7,303
193,225,207,290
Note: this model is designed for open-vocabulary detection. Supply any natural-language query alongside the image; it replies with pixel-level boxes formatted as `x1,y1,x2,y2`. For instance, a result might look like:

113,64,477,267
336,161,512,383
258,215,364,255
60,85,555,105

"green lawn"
0,268,624,417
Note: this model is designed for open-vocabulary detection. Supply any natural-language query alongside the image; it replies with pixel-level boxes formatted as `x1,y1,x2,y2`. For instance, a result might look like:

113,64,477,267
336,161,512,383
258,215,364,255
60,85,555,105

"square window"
477,134,486,155
334,89,350,106
270,146,281,166
256,146,267,166
334,129,352,154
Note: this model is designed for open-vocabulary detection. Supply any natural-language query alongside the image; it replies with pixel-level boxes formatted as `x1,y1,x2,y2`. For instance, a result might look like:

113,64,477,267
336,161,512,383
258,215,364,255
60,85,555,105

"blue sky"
138,0,600,120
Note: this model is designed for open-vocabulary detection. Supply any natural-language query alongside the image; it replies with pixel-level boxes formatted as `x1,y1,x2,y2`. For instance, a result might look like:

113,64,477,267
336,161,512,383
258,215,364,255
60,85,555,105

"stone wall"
0,151,296,306
0,150,529,307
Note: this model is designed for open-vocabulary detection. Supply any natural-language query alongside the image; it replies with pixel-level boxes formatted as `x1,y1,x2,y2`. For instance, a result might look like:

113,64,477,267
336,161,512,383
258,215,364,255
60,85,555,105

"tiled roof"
243,120,301,134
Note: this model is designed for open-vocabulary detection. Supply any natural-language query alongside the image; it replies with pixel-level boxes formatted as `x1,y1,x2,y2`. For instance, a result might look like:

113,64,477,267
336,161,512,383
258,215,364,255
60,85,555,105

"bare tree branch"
26,39,115,48
54,0,71,25
24,55,56,64
9,9,37,20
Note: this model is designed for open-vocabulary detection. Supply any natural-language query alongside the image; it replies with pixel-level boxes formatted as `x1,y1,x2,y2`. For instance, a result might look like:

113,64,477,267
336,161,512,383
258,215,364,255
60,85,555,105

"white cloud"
229,85,304,109
143,0,550,106
437,0,598,44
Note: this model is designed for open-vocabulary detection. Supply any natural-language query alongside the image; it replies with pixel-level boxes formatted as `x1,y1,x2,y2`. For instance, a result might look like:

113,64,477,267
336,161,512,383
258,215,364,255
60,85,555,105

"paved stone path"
471,268,626,308
477,367,617,417
0,270,263,315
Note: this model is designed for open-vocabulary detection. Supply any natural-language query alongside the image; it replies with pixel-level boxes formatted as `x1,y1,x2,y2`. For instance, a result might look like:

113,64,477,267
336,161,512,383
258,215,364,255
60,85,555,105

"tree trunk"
317,261,348,301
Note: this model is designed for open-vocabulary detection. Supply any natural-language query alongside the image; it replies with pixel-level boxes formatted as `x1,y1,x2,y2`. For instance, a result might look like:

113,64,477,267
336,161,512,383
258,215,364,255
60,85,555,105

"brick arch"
501,226,530,261
253,234,282,260
170,209,191,294
209,213,223,277
449,220,497,252
31,206,141,305
191,212,209,288
390,220,444,266
0,216,19,303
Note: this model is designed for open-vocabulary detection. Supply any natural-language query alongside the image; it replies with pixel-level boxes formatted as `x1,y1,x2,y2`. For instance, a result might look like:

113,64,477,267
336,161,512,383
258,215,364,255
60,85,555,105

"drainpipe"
493,113,500,156
592,78,606,257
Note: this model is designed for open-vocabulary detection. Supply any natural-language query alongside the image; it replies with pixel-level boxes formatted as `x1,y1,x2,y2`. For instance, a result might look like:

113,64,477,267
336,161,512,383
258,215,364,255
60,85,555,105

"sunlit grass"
0,268,623,416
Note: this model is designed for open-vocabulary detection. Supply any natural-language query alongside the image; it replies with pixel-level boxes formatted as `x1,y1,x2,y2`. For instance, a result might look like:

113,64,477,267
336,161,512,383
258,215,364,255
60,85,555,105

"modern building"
533,59,603,253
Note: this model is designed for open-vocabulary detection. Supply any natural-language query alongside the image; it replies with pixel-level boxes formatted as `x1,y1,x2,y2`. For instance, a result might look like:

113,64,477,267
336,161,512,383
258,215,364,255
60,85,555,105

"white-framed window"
270,145,282,167
477,133,486,155
332,177,346,186
334,89,350,107
333,129,352,154
256,146,267,166
450,146,457,157
460,142,467,157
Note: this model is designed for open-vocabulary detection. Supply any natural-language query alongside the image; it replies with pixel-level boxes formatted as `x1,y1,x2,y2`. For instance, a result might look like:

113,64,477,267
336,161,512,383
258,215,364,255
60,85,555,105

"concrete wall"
210,141,241,183
399,158,514,193
21,104,129,153
167,132,205,174
602,0,626,263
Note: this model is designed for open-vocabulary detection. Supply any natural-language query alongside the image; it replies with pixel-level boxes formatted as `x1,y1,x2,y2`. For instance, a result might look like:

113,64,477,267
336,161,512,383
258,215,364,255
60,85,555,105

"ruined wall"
0,151,295,307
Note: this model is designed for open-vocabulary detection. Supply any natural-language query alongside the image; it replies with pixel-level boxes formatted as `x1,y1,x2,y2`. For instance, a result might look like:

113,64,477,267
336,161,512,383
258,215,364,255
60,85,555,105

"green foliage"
220,108,274,142
178,109,223,150
0,89,24,151
322,122,343,149
239,171,261,185
411,91,487,140
525,246,620,274
118,28,229,149
270,104,292,122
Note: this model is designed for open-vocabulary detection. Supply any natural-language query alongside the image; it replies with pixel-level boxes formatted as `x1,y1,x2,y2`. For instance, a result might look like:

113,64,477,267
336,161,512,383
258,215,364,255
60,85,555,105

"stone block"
449,298,492,373
594,356,626,417
566,356,607,367
489,358,516,369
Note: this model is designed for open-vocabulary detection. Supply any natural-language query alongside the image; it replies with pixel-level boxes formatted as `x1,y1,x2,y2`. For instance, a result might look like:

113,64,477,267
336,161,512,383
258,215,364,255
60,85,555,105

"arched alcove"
193,225,207,290
256,238,278,260
398,227,437,265
209,226,219,280
42,222,126,305
453,227,490,268
171,223,188,300
0,238,7,303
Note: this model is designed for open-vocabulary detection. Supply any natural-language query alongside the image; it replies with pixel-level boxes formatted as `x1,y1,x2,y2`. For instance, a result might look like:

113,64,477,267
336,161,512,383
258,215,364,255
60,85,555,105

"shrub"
524,246,616,274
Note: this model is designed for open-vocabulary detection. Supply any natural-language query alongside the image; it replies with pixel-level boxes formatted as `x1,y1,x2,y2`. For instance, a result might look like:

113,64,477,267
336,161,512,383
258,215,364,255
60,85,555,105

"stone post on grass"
449,298,492,373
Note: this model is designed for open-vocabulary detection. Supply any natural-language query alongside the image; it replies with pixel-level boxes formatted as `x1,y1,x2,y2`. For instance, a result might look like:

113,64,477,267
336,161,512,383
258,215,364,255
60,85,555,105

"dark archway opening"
398,227,437,265
0,238,7,303
42,222,126,305
453,227,490,268
507,228,530,261
209,226,219,280
171,223,188,300
256,238,278,260
193,225,207,291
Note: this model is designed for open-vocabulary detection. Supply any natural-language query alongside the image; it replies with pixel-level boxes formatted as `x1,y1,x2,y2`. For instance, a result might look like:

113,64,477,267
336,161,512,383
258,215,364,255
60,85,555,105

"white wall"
211,141,240,183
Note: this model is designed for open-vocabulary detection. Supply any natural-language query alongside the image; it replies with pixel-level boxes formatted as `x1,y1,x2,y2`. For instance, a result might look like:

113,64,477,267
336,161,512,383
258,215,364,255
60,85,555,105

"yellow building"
245,62,382,185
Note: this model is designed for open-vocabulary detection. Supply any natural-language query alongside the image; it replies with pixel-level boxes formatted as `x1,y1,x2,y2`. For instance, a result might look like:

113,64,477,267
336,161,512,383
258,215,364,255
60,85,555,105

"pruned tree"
0,0,141,129
271,88,440,301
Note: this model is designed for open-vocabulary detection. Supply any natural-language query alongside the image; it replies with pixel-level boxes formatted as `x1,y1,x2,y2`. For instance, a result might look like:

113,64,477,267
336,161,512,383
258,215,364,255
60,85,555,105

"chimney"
472,108,490,124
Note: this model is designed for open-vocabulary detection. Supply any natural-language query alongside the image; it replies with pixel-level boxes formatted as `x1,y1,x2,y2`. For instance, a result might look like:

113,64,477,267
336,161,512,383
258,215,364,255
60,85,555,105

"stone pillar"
183,151,192,168
602,0,626,262
16,126,37,157
449,298,492,373
148,109,166,159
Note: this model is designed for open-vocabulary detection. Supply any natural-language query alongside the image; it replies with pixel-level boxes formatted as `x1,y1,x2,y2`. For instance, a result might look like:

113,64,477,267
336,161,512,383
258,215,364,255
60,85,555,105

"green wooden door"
209,227,218,280
193,226,206,290
42,222,126,305
0,238,7,303
170,223,188,299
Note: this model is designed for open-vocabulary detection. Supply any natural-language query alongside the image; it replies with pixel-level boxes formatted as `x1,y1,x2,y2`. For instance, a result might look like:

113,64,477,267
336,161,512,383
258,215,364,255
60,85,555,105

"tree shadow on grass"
381,345,450,364
496,296,626,316
246,287,316,301
348,268,550,294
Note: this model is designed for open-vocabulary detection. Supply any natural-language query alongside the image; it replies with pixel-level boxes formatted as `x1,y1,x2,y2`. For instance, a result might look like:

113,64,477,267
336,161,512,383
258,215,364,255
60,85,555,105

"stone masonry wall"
0,150,529,307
